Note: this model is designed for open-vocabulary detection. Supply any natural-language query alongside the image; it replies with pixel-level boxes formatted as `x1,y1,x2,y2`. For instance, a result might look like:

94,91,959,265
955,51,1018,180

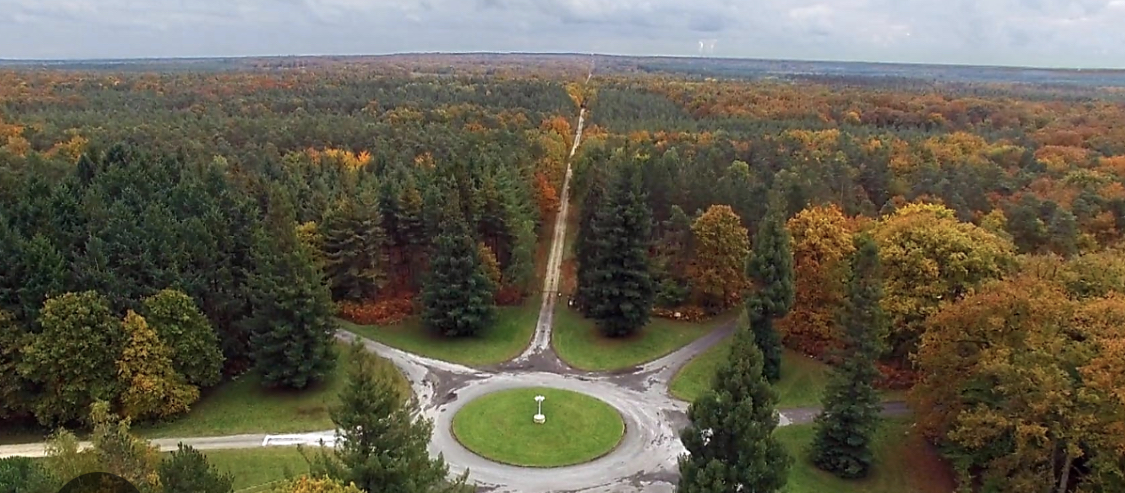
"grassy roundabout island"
451,387,625,467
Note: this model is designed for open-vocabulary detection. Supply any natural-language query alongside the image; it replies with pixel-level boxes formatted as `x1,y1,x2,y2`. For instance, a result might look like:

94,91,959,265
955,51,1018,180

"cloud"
0,0,1122,68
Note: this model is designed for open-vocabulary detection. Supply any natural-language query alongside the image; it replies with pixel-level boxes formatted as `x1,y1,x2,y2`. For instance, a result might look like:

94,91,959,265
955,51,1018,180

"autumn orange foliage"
337,295,415,326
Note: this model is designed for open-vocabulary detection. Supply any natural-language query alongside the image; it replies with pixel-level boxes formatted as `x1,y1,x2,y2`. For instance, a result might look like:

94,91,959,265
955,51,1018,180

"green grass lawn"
138,344,408,439
670,338,902,408
339,295,541,367
451,387,624,467
201,447,312,491
777,418,954,493
552,306,739,371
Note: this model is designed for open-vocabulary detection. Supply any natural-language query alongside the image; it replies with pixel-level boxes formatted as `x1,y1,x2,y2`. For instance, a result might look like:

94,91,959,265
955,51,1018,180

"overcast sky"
2,0,1124,68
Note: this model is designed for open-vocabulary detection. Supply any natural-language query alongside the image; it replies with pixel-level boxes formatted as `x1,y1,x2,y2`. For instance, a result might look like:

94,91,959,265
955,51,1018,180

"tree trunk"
1056,452,1074,493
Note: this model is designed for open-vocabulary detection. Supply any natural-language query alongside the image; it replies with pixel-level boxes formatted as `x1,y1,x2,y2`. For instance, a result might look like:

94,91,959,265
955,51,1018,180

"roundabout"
451,387,625,467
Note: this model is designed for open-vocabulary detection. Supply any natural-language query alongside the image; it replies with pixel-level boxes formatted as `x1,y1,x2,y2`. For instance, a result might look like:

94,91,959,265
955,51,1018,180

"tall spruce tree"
309,342,463,493
247,188,337,389
677,324,791,493
746,191,795,382
585,161,655,337
322,193,388,301
810,235,885,479
421,194,495,337
574,164,608,315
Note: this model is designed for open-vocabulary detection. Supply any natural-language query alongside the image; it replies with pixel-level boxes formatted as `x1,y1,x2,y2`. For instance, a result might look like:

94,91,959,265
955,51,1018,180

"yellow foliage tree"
913,275,1125,493
689,205,750,311
871,202,1016,361
272,476,364,493
478,242,502,287
778,204,856,356
116,311,199,421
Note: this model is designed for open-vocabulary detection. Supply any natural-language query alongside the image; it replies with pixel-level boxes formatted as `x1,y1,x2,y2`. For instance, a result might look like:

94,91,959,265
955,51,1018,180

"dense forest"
1,55,1124,492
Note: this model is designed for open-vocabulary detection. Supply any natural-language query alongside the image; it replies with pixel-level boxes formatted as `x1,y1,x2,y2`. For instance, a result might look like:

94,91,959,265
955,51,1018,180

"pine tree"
677,325,791,493
421,196,496,337
159,444,234,493
322,194,388,301
247,188,337,389
141,289,223,389
584,162,655,337
116,310,199,421
746,192,795,382
810,235,885,479
308,342,463,493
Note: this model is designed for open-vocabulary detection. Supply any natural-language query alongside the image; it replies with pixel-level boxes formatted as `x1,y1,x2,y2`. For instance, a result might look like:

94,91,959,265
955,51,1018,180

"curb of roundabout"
448,386,628,468
427,372,688,492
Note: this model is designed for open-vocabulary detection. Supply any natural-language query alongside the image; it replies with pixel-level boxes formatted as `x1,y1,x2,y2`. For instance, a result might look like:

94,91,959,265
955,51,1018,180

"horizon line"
1,51,1123,72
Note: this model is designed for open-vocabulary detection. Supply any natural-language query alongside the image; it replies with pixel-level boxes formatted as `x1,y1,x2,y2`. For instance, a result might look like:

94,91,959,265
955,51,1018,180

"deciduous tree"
20,291,125,427
116,310,199,421
141,289,223,388
272,476,364,493
913,275,1125,493
872,202,1016,361
779,204,855,356
689,205,749,311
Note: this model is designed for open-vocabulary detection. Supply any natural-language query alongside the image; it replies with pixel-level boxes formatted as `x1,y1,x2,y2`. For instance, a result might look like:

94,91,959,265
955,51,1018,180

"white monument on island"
533,395,546,424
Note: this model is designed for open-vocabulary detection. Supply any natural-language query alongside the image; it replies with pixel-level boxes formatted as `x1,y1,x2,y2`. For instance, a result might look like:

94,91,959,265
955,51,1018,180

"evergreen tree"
159,444,234,493
421,196,495,337
247,188,337,389
14,233,68,322
677,325,791,493
746,192,795,382
142,289,224,388
574,164,608,314
397,174,427,289
322,194,388,301
20,291,125,427
810,235,886,479
584,161,655,337
309,342,463,493
116,310,199,421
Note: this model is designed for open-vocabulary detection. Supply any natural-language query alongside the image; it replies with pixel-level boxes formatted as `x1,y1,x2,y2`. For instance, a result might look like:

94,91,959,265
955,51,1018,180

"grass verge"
670,338,901,408
201,447,311,491
2,344,407,444
339,295,541,367
776,418,955,493
552,306,738,372
451,387,624,467
138,344,408,439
